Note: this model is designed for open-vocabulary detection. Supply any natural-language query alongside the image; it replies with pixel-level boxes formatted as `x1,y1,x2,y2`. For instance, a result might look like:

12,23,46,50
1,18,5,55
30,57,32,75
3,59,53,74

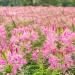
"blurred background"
0,0,75,6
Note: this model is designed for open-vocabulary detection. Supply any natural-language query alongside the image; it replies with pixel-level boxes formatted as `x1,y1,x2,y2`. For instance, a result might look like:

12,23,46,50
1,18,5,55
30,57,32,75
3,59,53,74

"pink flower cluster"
0,25,27,75
0,7,75,75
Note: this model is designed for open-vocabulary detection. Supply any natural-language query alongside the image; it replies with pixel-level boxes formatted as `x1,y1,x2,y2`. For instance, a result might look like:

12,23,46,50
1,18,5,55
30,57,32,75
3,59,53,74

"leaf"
45,68,52,75
33,72,40,75
5,65,12,73
5,21,16,40
56,27,63,36
51,70,62,75
70,25,75,32
0,72,3,75
31,34,46,48
55,41,62,50
2,51,7,62
22,60,39,75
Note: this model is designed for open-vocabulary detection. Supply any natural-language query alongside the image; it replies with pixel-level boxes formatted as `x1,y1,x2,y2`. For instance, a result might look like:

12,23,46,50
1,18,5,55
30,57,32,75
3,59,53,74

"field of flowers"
0,6,75,75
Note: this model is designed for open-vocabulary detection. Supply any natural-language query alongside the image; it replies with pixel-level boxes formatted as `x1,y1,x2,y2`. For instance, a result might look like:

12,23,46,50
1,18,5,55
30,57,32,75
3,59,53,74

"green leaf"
56,27,63,36
45,68,52,75
2,51,7,62
0,72,3,75
5,65,12,73
51,70,62,75
33,72,40,75
31,34,46,48
55,41,62,50
5,21,16,40
70,25,75,32
22,60,39,75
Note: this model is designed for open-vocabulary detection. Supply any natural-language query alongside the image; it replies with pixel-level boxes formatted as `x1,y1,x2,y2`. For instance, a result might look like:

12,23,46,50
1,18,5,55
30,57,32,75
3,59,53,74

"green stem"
38,48,44,75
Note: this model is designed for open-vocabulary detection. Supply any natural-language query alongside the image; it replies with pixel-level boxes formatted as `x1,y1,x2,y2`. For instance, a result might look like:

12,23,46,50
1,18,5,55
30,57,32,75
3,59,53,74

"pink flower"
0,59,6,65
65,73,69,75
30,30,39,41
62,54,73,70
12,64,19,75
49,55,60,69
0,25,7,50
7,52,27,65
6,73,10,75
0,65,6,72
32,50,38,61
46,30,57,49
6,52,27,74
10,35,19,44
0,25,6,39
60,28,73,46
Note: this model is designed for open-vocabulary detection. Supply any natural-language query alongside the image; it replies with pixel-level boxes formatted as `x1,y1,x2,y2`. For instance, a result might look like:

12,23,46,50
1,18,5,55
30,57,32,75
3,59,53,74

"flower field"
0,6,75,75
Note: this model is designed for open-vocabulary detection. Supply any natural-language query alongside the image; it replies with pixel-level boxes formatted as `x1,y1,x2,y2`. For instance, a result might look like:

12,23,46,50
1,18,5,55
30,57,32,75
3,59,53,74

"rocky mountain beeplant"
0,7,75,75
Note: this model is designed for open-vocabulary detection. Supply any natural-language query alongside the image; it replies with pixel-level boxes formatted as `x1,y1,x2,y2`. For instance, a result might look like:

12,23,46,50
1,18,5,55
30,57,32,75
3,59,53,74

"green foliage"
2,51,7,62
19,60,62,75
5,21,16,40
0,0,33,6
36,0,60,6
0,72,3,75
65,67,75,75
20,60,47,75
31,34,46,49
18,60,39,75
0,0,75,6
70,25,75,32
55,41,62,50
56,27,63,36
61,1,75,6
5,65,12,73
51,69,62,75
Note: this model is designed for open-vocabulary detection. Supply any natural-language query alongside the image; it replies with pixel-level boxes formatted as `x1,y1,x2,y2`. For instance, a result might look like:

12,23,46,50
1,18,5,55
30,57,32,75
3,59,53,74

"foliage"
0,0,75,6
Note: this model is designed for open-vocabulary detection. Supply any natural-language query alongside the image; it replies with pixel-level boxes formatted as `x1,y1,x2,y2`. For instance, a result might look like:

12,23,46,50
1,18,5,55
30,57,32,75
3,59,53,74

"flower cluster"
0,7,75,75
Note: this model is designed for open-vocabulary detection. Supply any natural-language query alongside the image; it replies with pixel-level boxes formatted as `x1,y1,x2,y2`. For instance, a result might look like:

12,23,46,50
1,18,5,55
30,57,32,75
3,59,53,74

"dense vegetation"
0,7,75,75
0,0,75,6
